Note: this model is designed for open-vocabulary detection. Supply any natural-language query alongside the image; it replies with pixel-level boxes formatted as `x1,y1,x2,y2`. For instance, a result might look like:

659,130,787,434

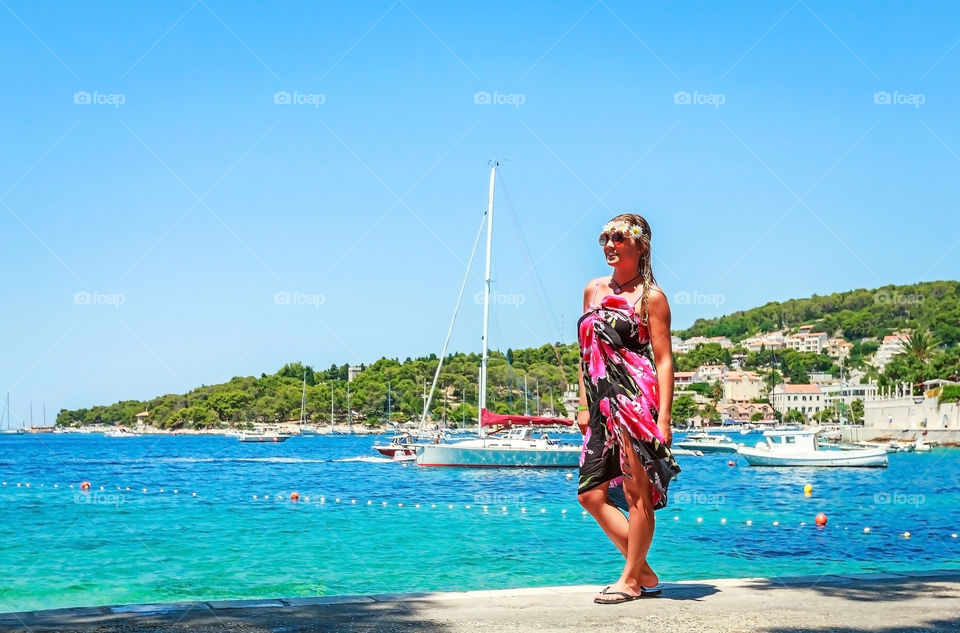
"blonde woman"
576,213,680,604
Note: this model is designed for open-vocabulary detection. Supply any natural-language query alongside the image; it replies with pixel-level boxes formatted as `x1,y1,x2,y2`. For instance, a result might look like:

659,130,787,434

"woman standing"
576,213,680,604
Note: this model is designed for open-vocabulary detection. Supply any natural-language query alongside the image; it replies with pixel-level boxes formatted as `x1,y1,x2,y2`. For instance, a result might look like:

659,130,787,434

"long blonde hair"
609,213,657,325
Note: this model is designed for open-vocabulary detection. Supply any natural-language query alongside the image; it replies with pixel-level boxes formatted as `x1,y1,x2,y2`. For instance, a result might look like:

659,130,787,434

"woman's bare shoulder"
647,285,670,308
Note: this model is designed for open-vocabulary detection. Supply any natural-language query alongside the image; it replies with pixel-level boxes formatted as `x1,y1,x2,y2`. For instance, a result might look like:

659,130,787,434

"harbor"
1,432,957,615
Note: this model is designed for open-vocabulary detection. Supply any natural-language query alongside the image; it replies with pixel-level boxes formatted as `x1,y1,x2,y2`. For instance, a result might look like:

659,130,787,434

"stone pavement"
1,570,958,633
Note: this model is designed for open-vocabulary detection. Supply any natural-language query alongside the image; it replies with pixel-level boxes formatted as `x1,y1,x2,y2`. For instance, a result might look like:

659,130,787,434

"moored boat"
675,432,741,454
737,429,888,467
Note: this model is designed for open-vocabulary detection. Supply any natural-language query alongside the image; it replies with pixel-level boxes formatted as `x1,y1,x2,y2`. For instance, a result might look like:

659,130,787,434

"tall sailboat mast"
478,160,498,437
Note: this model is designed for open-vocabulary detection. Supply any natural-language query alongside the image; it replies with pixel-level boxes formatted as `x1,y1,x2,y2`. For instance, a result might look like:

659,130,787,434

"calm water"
0,433,957,613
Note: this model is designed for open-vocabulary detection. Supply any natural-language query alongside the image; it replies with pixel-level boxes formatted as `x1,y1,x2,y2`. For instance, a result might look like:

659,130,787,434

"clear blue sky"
1,1,958,420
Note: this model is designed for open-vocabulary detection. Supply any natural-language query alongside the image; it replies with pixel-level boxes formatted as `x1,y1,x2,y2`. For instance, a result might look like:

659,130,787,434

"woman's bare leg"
579,484,658,584
605,438,658,595
578,486,628,555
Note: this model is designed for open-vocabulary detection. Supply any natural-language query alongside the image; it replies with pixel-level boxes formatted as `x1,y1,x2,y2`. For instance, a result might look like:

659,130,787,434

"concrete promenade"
1,570,958,633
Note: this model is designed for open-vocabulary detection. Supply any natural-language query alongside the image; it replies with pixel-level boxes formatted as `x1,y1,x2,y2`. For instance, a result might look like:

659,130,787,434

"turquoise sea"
0,433,957,613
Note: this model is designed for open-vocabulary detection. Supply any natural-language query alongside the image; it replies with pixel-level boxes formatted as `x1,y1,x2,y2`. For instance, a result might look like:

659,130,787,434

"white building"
785,331,828,354
770,384,826,419
347,366,363,382
872,334,907,371
696,364,728,383
675,335,733,354
740,332,786,352
722,371,764,402
827,337,853,360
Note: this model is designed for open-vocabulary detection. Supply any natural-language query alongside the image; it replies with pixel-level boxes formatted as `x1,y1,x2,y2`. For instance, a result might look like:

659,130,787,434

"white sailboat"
298,369,320,436
416,162,580,468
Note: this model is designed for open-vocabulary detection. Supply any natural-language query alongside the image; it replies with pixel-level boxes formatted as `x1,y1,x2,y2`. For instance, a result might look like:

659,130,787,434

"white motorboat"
737,429,888,467
670,447,703,457
237,427,293,443
104,427,141,437
914,435,932,452
675,433,741,454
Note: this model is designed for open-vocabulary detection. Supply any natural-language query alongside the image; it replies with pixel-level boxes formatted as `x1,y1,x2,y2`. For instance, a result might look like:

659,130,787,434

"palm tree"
901,331,938,363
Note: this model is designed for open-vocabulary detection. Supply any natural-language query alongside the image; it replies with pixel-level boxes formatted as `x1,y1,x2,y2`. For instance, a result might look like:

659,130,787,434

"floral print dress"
577,289,680,510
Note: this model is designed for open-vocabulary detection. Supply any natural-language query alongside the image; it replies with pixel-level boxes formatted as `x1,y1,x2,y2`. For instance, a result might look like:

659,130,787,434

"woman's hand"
658,419,673,447
576,409,590,434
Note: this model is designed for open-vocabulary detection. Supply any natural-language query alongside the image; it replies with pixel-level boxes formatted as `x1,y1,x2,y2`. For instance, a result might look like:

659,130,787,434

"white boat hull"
737,447,888,467
416,440,580,467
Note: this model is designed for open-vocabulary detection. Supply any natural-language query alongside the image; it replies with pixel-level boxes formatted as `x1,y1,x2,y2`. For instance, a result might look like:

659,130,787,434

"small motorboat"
237,427,293,443
738,429,888,467
674,433,741,454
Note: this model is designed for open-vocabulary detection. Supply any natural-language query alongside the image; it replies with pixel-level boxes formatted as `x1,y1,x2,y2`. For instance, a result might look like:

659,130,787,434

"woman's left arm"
647,288,674,446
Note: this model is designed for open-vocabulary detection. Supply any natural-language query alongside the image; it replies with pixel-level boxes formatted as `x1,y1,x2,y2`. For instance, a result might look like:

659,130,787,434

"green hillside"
58,281,960,429
675,280,959,345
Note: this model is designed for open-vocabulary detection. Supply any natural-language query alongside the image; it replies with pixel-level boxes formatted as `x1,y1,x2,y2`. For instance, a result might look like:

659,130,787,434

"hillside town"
665,326,960,444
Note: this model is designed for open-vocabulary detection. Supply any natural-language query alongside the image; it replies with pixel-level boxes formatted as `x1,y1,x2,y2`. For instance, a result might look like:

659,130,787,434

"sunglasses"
598,232,628,246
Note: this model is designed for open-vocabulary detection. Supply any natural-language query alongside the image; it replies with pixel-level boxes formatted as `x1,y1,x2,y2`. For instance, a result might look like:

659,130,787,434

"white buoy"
335,498,340,503
366,500,372,505
772,521,780,527
398,503,403,507
483,506,489,512
565,473,573,480
174,489,178,494
502,506,507,512
746,520,753,526
863,527,871,534
253,495,258,499
382,501,388,506
320,496,326,503
674,515,680,521
582,510,588,516
521,508,527,513
448,504,454,509
415,504,420,508
561,509,567,514
903,531,911,538
951,533,957,538
465,505,471,509
720,518,727,524
351,499,357,504
53,484,58,488
540,508,546,514
696,517,703,523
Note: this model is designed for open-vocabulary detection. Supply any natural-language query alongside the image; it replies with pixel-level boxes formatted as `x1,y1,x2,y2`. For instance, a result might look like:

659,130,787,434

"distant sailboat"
0,393,22,434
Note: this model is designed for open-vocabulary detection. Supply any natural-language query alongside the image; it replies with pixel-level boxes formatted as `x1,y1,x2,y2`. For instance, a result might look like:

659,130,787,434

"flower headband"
601,220,644,239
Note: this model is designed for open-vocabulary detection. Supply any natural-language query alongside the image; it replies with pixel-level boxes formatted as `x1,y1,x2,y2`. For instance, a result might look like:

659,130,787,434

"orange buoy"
80,481,91,490
290,492,299,501
815,512,828,526
727,460,735,467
